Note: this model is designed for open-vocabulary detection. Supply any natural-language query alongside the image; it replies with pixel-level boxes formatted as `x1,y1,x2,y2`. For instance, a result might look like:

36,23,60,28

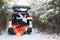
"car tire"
8,27,15,35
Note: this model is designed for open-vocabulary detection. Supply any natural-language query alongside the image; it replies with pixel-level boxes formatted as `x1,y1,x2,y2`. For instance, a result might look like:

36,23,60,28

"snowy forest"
0,0,60,34
0,0,60,40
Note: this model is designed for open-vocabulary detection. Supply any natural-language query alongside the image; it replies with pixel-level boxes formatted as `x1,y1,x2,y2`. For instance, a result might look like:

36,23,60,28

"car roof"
12,6,31,9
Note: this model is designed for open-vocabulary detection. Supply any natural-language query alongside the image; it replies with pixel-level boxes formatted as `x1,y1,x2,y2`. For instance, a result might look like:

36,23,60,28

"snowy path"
0,29,60,40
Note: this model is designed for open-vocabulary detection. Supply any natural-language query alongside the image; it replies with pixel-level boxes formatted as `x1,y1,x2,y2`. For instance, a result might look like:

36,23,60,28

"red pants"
12,22,28,36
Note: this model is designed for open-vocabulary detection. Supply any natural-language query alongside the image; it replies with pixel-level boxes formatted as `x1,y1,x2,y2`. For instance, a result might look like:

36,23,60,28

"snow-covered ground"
0,29,60,40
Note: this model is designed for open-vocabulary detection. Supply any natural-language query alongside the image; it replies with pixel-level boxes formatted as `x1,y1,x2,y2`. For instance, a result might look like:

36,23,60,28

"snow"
16,0,30,6
6,0,30,6
2,0,60,40
0,29,59,40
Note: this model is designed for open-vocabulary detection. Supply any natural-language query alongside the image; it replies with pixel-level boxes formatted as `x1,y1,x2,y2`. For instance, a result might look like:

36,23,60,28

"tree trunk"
0,10,7,31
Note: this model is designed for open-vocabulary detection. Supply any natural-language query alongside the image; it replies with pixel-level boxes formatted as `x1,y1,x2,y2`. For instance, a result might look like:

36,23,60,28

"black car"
8,6,32,35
